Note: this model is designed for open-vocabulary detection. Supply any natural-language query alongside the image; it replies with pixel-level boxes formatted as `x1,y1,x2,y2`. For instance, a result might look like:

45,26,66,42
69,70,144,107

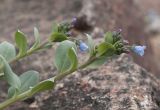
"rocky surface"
39,54,160,110
0,0,160,110
6,54,160,110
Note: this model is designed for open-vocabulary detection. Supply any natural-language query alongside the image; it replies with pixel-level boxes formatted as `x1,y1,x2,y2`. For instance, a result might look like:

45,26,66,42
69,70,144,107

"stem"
0,56,97,110
0,90,32,110
54,56,96,81
0,41,50,72
9,41,49,64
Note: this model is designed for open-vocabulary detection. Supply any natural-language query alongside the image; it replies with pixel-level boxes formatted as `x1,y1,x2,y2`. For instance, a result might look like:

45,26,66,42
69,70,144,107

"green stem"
0,90,32,110
54,56,96,81
9,41,49,64
0,41,50,72
0,56,97,110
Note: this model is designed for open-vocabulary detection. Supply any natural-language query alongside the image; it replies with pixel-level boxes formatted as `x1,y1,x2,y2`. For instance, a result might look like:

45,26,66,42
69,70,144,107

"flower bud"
79,41,89,52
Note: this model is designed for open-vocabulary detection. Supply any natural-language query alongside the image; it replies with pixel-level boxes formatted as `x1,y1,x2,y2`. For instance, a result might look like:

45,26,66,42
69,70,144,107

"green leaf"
51,22,59,33
87,56,108,69
0,55,21,89
104,32,113,44
15,30,28,56
31,79,55,95
67,48,78,72
0,41,16,62
49,32,67,42
0,73,4,79
86,34,95,56
30,27,40,49
19,70,39,94
8,87,16,98
54,40,76,73
96,42,115,57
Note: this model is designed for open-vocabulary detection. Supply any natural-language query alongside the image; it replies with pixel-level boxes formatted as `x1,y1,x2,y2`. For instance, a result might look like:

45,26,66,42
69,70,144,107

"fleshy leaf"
19,70,39,94
15,30,28,56
54,40,76,73
30,27,41,49
0,55,21,89
104,32,113,44
49,32,67,42
0,41,16,62
31,79,55,95
8,87,16,98
96,42,115,57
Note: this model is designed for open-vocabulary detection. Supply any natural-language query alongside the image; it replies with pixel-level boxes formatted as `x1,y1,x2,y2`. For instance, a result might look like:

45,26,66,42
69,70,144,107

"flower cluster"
76,28,146,56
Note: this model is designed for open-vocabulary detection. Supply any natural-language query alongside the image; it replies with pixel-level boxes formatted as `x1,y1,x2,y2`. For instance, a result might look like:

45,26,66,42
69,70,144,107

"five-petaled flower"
132,45,146,56
79,41,89,52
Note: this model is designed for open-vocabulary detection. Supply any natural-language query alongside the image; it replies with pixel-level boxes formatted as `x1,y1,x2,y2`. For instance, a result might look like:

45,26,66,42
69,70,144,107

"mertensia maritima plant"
0,18,146,110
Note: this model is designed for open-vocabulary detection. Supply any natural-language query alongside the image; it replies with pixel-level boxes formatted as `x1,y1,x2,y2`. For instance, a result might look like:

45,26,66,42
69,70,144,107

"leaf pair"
0,55,21,90
8,70,39,98
28,40,77,95
0,51,39,98
86,34,115,68
0,55,20,98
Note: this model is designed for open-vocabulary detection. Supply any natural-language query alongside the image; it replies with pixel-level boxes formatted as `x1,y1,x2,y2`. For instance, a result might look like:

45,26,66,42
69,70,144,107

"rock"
145,10,160,34
0,0,160,110
39,54,160,110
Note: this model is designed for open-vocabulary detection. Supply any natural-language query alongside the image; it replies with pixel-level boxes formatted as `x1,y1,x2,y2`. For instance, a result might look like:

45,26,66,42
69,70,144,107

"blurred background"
0,0,160,109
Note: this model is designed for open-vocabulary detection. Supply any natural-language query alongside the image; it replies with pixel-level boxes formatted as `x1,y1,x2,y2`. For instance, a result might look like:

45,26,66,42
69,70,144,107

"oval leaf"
8,87,16,98
0,55,21,89
31,79,55,95
19,70,39,94
0,41,16,62
96,42,115,57
49,32,67,42
54,40,76,73
104,32,113,44
15,30,28,56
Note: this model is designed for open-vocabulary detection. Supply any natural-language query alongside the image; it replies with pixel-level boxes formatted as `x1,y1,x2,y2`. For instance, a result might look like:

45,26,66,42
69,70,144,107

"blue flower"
132,45,146,56
79,42,89,52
